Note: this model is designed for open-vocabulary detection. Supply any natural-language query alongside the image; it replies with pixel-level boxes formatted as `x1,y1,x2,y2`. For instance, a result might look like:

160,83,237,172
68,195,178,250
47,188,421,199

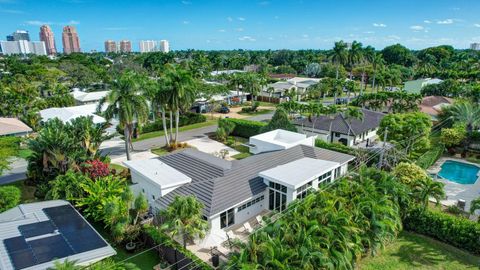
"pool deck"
428,157,480,215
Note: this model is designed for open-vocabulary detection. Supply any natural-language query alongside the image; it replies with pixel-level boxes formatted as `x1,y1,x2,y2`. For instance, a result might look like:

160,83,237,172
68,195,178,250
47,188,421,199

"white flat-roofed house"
39,104,106,124
248,129,316,154
260,77,320,101
71,89,109,105
124,159,192,204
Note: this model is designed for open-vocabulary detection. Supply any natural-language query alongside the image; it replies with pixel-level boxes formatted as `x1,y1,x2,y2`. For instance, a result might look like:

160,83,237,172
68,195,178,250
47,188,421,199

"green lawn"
151,147,170,156
16,149,33,159
133,120,217,142
109,163,127,173
228,136,253,160
238,109,274,116
359,231,480,270
9,180,37,203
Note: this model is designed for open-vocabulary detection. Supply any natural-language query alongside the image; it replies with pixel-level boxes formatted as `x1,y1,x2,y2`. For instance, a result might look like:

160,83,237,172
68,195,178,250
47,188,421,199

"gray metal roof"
294,108,385,136
0,200,116,270
156,145,354,216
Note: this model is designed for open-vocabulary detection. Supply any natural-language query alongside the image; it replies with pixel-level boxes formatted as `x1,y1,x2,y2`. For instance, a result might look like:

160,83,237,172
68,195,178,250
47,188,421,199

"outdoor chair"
243,222,254,233
255,215,264,227
225,230,236,248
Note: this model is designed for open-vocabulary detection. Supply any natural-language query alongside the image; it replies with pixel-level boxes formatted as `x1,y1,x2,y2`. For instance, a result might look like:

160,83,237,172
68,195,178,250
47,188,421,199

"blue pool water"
438,160,480,184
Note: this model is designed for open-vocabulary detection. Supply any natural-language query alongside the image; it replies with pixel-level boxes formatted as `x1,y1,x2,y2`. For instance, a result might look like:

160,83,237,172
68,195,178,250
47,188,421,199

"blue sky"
1,0,479,52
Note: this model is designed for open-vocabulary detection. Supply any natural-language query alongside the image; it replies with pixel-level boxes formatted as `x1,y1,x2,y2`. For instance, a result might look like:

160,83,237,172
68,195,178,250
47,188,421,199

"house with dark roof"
293,108,385,147
419,96,453,120
124,141,354,235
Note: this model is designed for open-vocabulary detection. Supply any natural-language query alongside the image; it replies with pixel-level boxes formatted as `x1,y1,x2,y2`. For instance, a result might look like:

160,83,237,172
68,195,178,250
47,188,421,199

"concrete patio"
184,137,240,159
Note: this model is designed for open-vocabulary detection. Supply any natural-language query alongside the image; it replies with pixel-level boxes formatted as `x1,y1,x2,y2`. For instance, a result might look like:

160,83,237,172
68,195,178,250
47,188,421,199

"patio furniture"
255,215,264,226
226,231,236,247
243,222,253,233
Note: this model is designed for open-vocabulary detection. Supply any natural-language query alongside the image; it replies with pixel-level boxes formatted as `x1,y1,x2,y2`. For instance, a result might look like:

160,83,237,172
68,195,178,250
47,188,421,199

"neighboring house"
210,70,245,76
268,73,296,80
419,96,453,120
71,89,109,105
124,143,354,234
248,129,316,154
260,77,320,101
193,90,250,113
0,200,116,270
39,104,106,124
0,118,32,136
404,78,443,94
294,109,385,147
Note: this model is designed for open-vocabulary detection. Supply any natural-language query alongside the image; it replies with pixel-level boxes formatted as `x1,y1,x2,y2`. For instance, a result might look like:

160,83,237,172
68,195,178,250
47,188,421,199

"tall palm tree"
447,101,480,154
371,53,385,91
347,41,363,81
98,72,149,160
470,197,480,221
413,178,445,209
330,41,348,80
343,107,364,145
160,195,209,248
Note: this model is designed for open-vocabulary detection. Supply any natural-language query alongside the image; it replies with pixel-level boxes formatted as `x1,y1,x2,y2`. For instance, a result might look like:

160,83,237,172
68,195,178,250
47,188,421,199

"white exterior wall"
0,40,46,56
249,137,286,154
298,126,379,147
130,170,163,204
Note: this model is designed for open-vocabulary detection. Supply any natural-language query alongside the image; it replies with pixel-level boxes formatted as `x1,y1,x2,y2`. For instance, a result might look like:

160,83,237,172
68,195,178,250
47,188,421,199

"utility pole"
378,127,388,169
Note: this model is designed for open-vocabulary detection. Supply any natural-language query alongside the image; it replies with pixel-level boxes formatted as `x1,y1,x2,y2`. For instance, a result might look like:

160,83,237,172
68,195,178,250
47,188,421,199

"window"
237,195,265,212
335,132,341,137
296,181,313,199
220,208,235,229
152,195,155,200
318,171,333,184
269,182,287,212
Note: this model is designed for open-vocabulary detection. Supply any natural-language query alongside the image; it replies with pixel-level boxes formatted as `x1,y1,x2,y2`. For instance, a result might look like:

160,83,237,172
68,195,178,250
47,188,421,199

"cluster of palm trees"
352,91,422,113
228,168,406,269
98,65,198,160
225,71,268,101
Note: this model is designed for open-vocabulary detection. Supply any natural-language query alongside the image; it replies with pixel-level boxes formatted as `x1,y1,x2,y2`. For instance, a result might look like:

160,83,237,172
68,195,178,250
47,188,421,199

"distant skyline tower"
470,43,480,51
62,25,81,54
160,40,169,53
39,25,56,55
119,40,131,53
104,40,117,53
6,30,30,41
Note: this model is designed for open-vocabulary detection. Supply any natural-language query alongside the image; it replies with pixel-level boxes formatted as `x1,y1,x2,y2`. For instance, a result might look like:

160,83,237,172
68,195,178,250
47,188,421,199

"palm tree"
347,41,363,81
51,259,80,270
330,41,348,80
413,178,445,209
343,107,364,145
371,53,385,91
159,65,197,145
98,72,149,160
447,101,480,154
160,195,209,248
470,197,480,221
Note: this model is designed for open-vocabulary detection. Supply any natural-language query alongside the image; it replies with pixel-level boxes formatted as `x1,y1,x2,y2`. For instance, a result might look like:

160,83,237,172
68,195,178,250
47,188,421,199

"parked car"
219,106,230,113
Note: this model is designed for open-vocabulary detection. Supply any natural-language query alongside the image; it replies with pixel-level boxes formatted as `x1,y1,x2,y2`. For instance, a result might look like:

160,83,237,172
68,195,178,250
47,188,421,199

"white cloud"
424,20,432,24
206,39,211,43
238,36,255,41
227,16,233,22
364,31,375,34
67,20,80,25
218,29,226,32
237,17,245,21
274,15,279,19
474,24,480,28
182,20,190,24
181,0,191,4
102,27,135,31
236,27,244,32
302,34,309,38
25,20,51,26
437,19,453,24
26,19,79,26
258,1,269,5
387,35,401,40
373,23,386,28
0,8,23,14
410,25,424,31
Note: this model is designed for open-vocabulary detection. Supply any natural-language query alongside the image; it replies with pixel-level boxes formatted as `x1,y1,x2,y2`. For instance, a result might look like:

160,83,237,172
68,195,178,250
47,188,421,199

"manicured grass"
10,180,37,203
133,120,217,142
227,136,253,160
109,163,127,173
231,152,252,160
151,147,170,156
359,231,480,270
16,149,33,159
238,109,274,116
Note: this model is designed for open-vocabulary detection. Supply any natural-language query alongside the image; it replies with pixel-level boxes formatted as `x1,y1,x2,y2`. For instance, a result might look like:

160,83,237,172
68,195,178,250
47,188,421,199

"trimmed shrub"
0,186,21,212
404,207,480,254
260,108,296,133
137,112,207,134
416,144,445,169
218,118,266,138
315,139,355,155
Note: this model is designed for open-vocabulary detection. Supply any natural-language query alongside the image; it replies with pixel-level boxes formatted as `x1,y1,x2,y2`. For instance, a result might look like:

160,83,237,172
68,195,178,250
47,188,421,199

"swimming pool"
437,160,480,184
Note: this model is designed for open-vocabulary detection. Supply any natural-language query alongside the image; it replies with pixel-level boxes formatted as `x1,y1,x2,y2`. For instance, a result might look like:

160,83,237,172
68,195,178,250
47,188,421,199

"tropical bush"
404,206,480,255
315,139,355,155
441,124,466,148
46,170,90,201
0,186,21,212
81,159,111,179
392,162,429,186
260,108,297,133
416,144,445,169
218,118,266,138
0,136,21,175
227,168,408,269
139,112,206,134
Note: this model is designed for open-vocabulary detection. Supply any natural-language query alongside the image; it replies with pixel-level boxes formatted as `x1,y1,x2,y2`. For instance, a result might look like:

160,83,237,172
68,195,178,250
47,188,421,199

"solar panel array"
3,205,108,270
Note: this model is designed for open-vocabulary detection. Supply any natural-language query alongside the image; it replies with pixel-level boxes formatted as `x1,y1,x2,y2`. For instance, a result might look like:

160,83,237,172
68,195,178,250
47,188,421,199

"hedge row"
219,118,266,138
145,226,212,270
404,207,480,254
315,139,355,155
141,112,207,134
416,144,445,169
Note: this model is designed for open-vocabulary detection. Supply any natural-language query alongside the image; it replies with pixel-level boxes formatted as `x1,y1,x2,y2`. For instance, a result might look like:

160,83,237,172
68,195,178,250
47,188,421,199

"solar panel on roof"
29,235,74,264
4,236,29,252
19,220,56,238
8,249,36,270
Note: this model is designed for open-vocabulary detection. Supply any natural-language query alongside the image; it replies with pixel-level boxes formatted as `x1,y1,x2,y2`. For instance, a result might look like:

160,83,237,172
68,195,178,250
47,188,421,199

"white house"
260,77,320,101
39,104,106,124
71,89,109,105
123,141,354,235
248,129,316,154
404,78,443,94
294,109,385,147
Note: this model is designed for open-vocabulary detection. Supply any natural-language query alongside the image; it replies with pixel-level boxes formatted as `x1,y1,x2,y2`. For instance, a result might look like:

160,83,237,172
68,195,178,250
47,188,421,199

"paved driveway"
0,158,28,185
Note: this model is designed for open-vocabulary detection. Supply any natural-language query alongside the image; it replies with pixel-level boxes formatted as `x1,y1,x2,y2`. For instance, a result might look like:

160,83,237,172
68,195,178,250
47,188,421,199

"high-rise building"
139,40,170,53
104,40,117,53
470,43,480,51
160,40,169,53
0,40,46,56
119,40,132,53
39,25,56,55
6,30,30,41
62,26,81,54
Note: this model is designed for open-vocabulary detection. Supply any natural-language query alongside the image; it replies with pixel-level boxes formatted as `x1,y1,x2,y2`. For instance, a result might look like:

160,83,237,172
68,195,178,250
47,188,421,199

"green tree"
440,124,466,148
330,41,348,79
260,108,297,133
470,197,480,221
412,178,445,209
0,186,21,212
50,259,81,270
46,171,90,201
392,162,429,186
446,101,480,154
98,72,149,160
381,43,415,66
160,195,209,248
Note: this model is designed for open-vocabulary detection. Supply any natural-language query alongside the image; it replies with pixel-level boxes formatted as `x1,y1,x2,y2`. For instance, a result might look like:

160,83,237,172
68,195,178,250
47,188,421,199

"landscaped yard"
359,231,480,270
9,180,37,203
226,136,252,160
133,120,217,142
238,108,274,116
